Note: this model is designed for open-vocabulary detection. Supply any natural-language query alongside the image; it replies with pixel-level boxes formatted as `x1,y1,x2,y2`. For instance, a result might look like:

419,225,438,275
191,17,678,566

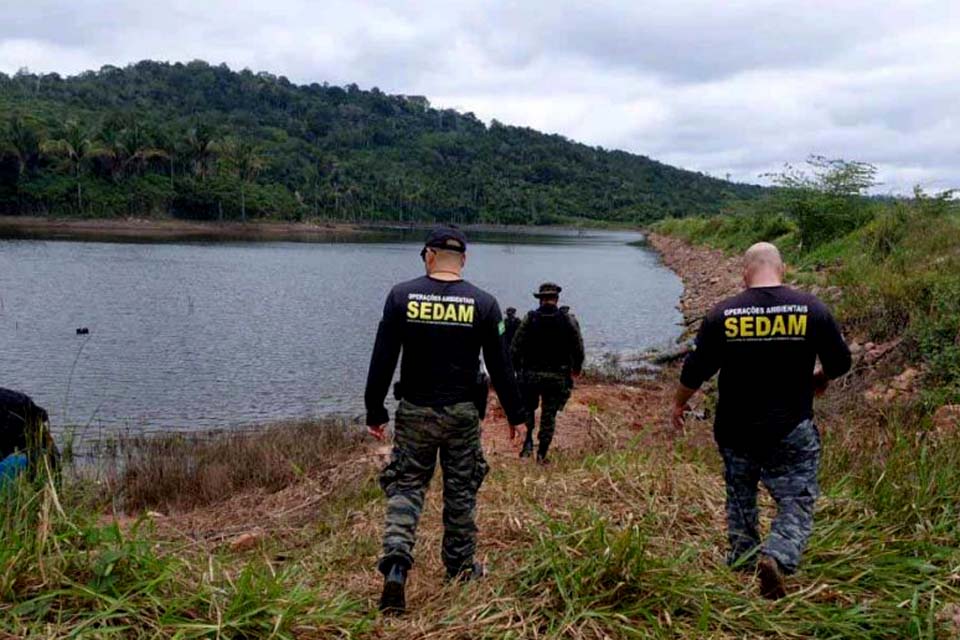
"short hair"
743,242,783,273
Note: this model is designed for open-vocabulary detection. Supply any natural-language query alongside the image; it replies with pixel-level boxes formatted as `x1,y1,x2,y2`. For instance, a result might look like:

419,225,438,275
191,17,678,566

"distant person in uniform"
1,388,59,489
511,282,585,463
558,305,581,333
503,307,521,356
364,225,526,614
673,242,851,600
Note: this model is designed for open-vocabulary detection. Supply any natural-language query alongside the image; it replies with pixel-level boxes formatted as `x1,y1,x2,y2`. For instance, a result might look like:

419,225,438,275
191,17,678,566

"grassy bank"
4,396,960,637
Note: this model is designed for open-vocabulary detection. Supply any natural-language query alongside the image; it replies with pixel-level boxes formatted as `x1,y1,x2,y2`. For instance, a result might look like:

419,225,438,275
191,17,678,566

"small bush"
914,277,960,399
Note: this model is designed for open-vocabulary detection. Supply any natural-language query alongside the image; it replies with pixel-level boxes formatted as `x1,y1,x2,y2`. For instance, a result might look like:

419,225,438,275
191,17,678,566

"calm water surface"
0,230,682,439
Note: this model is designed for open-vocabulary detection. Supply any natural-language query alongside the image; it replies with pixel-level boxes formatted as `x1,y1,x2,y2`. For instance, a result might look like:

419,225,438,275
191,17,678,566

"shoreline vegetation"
4,159,960,636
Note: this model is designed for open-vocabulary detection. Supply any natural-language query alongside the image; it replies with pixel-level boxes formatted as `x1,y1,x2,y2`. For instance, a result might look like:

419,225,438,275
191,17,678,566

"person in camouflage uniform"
503,307,521,352
511,283,585,463
364,226,525,614
673,243,850,599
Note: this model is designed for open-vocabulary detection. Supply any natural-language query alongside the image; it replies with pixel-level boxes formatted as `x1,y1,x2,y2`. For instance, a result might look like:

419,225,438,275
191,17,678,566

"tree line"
0,60,764,223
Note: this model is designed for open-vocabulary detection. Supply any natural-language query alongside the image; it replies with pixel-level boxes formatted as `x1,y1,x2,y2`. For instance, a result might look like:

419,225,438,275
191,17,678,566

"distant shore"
0,215,386,243
0,215,640,244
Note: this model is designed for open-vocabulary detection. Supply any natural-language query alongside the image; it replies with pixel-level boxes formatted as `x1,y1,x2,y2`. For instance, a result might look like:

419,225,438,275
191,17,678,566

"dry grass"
4,378,960,637
89,418,366,513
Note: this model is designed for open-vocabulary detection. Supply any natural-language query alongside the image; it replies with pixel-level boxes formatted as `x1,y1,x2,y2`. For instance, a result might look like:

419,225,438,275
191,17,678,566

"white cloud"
1,0,958,193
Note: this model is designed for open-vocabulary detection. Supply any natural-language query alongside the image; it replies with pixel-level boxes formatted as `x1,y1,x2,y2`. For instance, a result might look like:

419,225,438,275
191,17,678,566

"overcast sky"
2,1,957,193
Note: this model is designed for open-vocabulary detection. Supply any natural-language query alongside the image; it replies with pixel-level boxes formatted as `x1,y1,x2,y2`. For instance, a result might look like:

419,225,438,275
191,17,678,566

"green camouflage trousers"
378,400,489,576
720,420,821,574
521,371,572,458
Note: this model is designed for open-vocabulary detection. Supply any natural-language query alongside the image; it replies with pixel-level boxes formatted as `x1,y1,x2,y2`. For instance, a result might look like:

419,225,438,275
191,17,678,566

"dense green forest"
0,60,763,224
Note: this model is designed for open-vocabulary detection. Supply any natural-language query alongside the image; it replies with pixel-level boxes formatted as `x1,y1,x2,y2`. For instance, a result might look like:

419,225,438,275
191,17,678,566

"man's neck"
428,269,462,281
748,278,782,288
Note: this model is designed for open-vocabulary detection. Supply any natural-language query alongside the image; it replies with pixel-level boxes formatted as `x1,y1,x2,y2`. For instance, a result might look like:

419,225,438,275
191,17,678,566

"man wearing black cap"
364,225,526,614
511,282,585,463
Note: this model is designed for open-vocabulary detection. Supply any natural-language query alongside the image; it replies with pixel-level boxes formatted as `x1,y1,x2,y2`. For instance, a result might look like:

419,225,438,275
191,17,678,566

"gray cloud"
1,0,957,193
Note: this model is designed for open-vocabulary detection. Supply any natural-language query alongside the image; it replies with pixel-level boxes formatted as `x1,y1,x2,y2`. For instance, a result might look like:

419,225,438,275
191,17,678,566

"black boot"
520,439,533,458
379,562,408,614
520,426,535,458
536,443,550,465
446,561,486,583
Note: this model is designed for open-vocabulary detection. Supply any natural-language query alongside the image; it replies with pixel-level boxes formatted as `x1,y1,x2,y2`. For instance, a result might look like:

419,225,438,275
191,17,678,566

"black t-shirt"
364,275,525,426
680,286,851,450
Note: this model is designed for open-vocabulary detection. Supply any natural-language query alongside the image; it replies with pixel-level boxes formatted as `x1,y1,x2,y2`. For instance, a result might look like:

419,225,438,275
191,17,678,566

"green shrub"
913,277,960,399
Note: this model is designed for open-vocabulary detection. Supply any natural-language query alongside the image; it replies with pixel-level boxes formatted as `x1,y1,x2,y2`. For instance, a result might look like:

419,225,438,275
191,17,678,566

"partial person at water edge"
1,388,60,490
672,242,851,600
363,225,526,615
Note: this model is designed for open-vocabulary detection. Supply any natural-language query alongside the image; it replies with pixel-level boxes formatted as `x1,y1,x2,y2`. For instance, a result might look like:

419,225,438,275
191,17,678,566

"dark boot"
379,562,408,614
520,427,534,458
536,442,550,465
757,555,786,600
446,561,486,583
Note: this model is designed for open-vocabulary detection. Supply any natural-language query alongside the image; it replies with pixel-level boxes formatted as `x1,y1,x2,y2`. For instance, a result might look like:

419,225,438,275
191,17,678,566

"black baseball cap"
423,225,467,253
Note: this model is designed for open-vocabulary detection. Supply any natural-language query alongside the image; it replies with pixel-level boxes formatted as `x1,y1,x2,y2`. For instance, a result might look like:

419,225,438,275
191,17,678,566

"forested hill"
0,60,763,224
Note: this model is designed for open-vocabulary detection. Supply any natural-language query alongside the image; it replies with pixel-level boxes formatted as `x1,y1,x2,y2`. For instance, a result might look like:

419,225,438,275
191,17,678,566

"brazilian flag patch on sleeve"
498,320,506,335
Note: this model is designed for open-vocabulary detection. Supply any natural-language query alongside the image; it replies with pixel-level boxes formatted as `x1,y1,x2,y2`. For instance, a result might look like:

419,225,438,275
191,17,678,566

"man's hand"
672,401,689,430
509,424,517,441
367,424,387,441
672,383,697,431
813,368,829,397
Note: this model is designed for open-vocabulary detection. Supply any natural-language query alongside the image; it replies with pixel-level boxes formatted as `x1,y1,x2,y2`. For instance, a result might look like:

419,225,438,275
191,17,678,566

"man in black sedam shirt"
364,225,526,614
673,242,851,600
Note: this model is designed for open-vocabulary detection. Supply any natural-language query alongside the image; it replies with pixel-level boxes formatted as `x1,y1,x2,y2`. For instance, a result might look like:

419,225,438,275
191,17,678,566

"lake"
0,229,682,440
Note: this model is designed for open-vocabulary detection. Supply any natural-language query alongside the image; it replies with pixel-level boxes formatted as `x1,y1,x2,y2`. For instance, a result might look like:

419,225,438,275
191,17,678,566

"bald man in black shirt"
673,242,851,600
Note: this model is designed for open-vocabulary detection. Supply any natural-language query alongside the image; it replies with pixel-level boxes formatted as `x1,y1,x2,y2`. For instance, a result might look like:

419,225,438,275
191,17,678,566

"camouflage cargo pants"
521,371,572,458
720,419,821,574
378,400,489,576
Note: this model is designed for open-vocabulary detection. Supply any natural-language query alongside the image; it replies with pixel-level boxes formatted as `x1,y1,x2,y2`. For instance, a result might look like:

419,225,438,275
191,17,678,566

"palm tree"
219,137,264,221
184,123,216,181
42,120,95,213
2,117,42,211
4,117,42,177
121,123,166,177
96,122,128,182
151,127,179,188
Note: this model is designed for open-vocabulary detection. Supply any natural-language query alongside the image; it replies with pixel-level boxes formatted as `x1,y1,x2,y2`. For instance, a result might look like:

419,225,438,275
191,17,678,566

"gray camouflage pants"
378,400,489,576
720,420,821,574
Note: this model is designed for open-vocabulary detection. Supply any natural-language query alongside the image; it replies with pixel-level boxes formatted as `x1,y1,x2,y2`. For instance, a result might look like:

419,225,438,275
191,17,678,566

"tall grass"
91,418,365,512
1,427,374,637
